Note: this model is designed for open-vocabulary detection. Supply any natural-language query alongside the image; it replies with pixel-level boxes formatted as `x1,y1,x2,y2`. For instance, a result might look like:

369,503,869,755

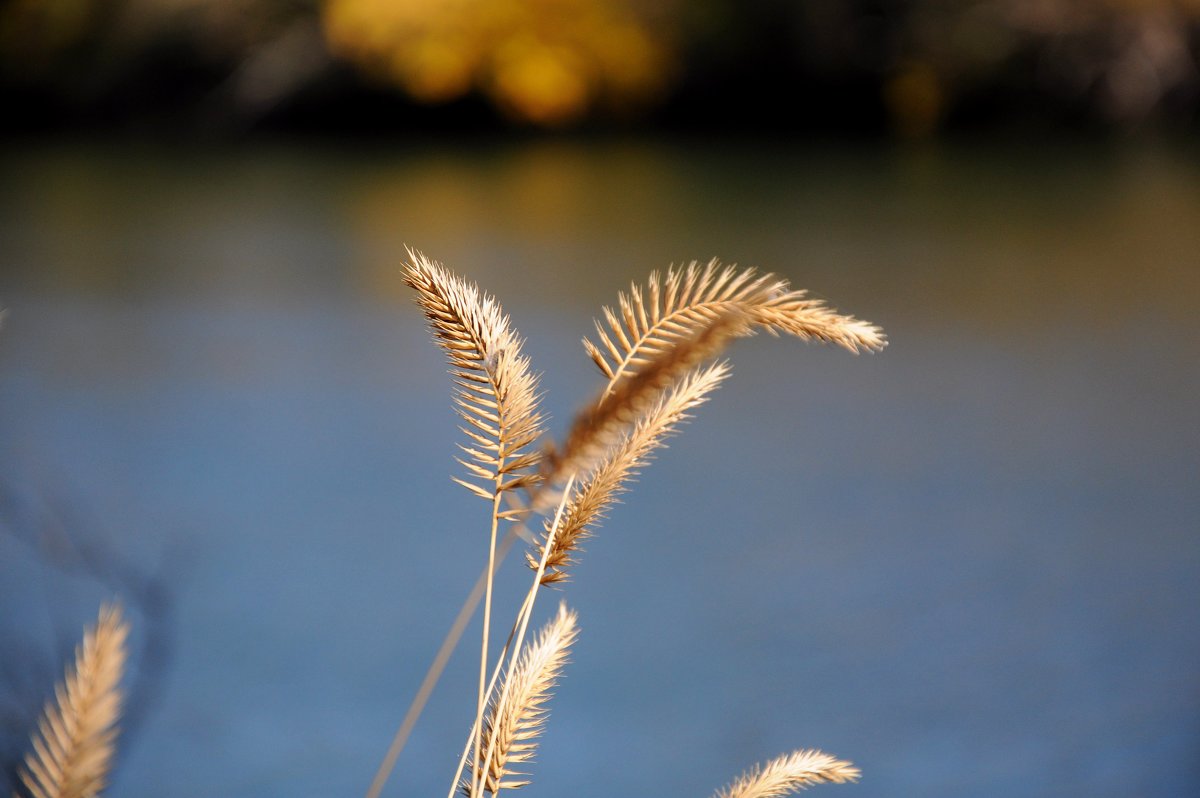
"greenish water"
1,138,1197,797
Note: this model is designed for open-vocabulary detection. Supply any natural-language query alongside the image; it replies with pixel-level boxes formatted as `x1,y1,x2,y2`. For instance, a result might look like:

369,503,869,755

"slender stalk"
370,343,633,798
475,476,575,796
449,477,574,798
470,604,577,794
445,592,531,798
471,482,505,798
365,529,519,798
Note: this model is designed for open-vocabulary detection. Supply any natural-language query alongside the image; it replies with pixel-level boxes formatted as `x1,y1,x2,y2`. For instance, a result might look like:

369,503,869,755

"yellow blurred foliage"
884,61,944,139
321,0,675,125
0,0,94,72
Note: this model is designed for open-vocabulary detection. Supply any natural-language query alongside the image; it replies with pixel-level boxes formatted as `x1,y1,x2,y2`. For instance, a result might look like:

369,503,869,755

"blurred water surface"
1,138,1198,797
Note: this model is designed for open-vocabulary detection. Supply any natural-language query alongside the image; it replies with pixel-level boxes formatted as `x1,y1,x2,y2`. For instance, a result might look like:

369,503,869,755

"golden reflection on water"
2,140,1198,336
345,141,1200,335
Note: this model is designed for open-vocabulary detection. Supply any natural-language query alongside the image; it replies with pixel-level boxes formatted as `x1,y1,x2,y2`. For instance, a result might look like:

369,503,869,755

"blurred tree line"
1,0,1197,135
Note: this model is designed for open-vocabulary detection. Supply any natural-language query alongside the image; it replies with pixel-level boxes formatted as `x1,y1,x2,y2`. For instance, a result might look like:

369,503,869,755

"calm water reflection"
1,139,1197,797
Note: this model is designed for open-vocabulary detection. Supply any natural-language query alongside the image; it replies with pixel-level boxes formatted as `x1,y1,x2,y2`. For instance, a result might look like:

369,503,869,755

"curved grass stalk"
451,477,574,798
366,531,520,798
445,591,531,798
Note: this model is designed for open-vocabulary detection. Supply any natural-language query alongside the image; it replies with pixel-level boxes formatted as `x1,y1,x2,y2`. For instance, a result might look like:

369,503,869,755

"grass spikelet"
584,260,885,396
753,291,886,353
372,253,879,798
19,603,129,798
464,603,578,795
543,308,748,492
403,248,546,502
528,361,731,584
712,750,861,798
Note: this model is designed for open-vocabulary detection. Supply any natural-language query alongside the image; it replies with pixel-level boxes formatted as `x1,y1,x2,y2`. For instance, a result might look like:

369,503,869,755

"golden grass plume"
712,749,861,798
19,603,129,798
542,308,748,491
463,602,578,795
403,248,546,502
584,260,886,394
374,253,881,798
528,361,731,584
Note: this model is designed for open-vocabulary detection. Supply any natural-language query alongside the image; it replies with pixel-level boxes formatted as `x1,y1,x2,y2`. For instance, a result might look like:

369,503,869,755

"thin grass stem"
471,484,506,798
445,591,531,798
366,528,519,798
474,475,574,795
446,477,574,798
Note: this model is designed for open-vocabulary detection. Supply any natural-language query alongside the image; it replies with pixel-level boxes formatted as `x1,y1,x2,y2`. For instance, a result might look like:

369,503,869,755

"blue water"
1,139,1197,797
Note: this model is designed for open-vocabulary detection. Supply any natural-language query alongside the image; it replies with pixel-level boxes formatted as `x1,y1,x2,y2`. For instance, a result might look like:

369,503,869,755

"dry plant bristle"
712,750,861,798
403,249,546,502
528,361,731,584
20,603,129,798
584,260,886,393
463,603,578,795
543,308,748,492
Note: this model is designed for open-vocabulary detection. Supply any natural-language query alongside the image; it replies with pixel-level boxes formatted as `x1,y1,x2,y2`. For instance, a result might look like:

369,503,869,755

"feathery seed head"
464,603,578,794
543,308,747,496
404,249,547,505
20,603,129,798
530,361,732,584
713,749,860,798
583,259,885,393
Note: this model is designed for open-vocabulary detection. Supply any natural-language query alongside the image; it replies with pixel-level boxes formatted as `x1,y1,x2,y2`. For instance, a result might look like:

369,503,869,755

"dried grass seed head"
530,361,732,584
464,603,579,794
584,259,885,393
20,603,129,798
713,749,861,798
403,249,547,503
